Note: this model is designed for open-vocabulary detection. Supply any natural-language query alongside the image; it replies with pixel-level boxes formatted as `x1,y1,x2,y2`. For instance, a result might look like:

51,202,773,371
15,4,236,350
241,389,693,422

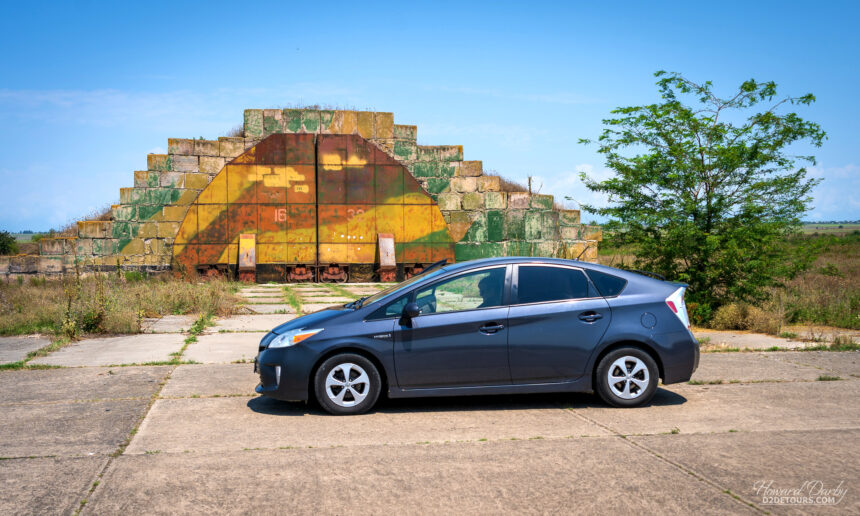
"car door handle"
479,323,505,334
578,312,603,323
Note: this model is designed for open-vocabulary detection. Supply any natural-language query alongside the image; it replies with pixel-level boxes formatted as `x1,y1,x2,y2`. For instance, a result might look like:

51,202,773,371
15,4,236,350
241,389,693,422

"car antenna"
575,244,591,261
421,259,447,274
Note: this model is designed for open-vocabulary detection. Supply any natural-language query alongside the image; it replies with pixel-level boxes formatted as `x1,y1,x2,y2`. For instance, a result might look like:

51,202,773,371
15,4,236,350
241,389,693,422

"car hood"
270,307,350,335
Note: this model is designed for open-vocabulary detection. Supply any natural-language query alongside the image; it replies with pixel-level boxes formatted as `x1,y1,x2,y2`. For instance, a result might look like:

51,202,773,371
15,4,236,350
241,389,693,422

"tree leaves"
582,72,825,312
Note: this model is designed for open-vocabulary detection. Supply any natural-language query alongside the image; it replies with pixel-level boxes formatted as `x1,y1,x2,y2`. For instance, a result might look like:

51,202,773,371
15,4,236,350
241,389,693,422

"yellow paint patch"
319,153,368,171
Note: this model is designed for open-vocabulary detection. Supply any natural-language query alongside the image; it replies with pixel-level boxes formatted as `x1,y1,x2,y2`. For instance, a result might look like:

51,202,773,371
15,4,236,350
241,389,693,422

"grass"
281,285,303,314
326,284,360,300
0,273,240,337
817,375,842,381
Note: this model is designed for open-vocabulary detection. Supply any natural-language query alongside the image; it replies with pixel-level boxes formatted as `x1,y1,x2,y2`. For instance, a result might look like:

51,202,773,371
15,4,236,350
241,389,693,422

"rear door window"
516,265,594,304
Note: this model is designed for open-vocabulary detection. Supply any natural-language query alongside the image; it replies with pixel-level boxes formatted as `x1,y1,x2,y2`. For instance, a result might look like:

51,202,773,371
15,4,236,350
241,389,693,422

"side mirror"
402,302,421,319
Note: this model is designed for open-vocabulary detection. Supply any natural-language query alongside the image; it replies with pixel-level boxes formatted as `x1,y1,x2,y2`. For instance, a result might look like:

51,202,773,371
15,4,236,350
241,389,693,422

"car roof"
443,257,667,286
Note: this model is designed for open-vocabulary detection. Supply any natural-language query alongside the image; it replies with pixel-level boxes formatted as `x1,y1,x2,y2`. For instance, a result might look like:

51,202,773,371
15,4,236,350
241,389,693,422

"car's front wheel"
595,347,658,407
314,353,381,415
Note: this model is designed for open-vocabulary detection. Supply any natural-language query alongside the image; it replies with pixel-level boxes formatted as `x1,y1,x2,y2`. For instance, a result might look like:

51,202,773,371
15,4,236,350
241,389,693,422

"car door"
508,264,611,383
393,265,511,389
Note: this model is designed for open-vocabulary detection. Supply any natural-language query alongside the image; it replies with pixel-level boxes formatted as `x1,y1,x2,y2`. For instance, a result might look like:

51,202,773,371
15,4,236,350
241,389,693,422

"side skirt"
388,377,592,399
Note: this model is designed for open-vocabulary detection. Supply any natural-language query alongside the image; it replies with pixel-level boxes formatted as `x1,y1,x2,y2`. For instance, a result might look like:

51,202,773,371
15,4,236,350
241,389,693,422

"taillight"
666,287,690,329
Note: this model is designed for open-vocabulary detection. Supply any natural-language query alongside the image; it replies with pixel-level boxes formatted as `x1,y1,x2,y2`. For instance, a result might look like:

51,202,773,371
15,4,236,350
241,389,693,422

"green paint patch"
487,211,504,242
285,109,302,133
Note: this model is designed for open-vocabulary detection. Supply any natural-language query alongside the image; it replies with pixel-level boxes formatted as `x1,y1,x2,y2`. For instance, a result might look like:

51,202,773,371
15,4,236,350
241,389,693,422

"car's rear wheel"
595,347,658,407
314,353,381,415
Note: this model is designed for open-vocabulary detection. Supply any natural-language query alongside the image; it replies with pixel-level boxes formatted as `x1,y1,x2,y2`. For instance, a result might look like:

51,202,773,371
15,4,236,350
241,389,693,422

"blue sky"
1,0,857,231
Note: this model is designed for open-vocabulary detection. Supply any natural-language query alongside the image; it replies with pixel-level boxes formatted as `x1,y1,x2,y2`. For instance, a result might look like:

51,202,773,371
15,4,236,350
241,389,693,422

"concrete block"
560,226,581,240
138,223,158,239
451,177,477,193
454,242,504,261
171,155,199,172
504,211,526,240
74,238,93,257
508,192,531,209
145,188,181,206
262,109,284,135
283,109,301,133
394,140,417,161
39,239,64,255
135,171,158,188
507,240,533,257
120,238,145,255
145,238,165,256
374,138,395,156
9,256,38,273
533,241,558,257
484,191,507,210
159,172,184,188
112,205,135,221
439,145,464,162
438,162,457,178
193,139,219,157
175,190,198,206
111,221,138,240
559,209,581,226
168,138,194,155
436,193,461,211
200,156,226,174
77,221,111,239
147,154,171,172
331,110,358,134
244,138,260,150
302,110,321,133
119,188,144,205
38,256,64,274
542,211,560,239
92,239,117,256
374,112,394,138
161,206,187,222
425,178,451,195
218,137,244,158
462,213,487,242
357,111,374,138
462,192,484,210
393,124,417,140
486,211,504,242
244,109,263,138
136,204,162,221
525,210,544,240
531,194,554,210
582,225,603,241
416,146,440,162
157,222,180,239
477,175,500,191
318,110,334,133
184,173,210,190
410,162,437,178
459,161,482,177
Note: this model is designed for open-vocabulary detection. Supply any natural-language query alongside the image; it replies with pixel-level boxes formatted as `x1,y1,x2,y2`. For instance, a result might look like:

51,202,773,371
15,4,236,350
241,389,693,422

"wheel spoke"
609,374,627,383
325,362,371,408
630,378,648,391
326,376,345,388
350,386,368,402
339,363,353,382
621,380,631,397
630,361,646,376
352,371,369,387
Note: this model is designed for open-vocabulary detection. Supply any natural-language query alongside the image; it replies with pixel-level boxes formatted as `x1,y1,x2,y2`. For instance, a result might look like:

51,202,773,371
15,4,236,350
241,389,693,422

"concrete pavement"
1,282,857,514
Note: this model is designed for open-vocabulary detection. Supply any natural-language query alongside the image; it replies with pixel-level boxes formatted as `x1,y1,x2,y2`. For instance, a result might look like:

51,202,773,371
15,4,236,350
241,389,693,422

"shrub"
710,303,782,334
711,303,747,330
0,231,19,255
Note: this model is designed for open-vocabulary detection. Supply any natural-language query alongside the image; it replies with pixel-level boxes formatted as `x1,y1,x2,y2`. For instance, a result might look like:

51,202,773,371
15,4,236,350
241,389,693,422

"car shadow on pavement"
246,387,687,416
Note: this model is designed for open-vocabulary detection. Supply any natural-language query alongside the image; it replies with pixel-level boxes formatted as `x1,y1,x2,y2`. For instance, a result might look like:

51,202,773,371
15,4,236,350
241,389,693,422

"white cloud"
806,164,860,221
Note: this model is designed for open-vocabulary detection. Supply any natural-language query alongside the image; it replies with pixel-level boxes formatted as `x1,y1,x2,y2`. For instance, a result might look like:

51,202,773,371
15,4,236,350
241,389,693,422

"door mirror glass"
402,302,421,319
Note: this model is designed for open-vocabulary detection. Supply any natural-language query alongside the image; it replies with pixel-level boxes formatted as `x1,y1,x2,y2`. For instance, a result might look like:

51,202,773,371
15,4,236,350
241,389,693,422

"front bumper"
254,345,315,402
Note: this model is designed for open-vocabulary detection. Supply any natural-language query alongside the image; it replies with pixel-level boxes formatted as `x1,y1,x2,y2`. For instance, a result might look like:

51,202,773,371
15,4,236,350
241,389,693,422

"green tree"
0,231,18,255
580,71,825,318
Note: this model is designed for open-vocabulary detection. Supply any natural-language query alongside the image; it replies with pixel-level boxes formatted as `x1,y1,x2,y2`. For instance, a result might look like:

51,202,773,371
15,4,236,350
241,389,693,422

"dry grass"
0,274,241,337
51,203,114,237
597,233,860,331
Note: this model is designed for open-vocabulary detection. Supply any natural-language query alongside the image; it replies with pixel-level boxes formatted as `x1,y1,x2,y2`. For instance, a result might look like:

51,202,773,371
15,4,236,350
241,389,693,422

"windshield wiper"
346,296,369,309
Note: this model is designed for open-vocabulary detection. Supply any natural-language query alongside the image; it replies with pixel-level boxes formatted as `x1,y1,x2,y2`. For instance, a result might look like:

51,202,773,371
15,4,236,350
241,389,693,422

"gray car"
255,257,699,415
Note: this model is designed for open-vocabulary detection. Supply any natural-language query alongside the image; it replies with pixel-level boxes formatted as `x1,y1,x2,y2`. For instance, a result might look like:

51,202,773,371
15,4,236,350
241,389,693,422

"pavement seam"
76,312,215,515
563,407,769,514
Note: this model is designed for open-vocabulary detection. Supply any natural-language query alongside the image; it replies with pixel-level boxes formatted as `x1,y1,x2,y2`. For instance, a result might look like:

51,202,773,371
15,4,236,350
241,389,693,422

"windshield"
361,267,449,307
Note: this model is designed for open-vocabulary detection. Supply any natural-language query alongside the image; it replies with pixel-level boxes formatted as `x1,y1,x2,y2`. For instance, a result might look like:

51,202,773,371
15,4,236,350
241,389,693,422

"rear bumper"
659,330,699,384
254,346,314,401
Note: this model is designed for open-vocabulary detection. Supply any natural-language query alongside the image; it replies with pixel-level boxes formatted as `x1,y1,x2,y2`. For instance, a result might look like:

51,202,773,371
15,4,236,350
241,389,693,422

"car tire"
595,347,659,408
314,353,381,415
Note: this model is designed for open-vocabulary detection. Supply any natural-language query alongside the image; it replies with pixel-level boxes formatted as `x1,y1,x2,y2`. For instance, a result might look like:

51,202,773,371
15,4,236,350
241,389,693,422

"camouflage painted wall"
7,108,601,279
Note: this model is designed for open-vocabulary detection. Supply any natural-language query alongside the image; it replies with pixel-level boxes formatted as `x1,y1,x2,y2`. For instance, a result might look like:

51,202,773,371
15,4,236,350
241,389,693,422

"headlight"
268,328,324,349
